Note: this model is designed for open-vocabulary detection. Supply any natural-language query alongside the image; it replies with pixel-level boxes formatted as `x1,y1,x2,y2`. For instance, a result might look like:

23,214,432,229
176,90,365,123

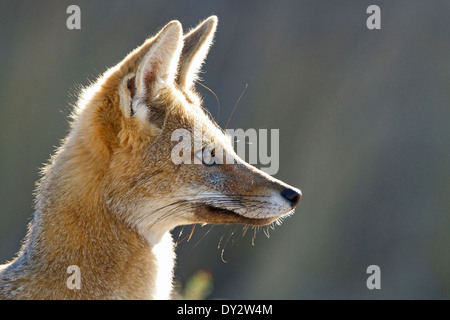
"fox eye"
195,146,217,166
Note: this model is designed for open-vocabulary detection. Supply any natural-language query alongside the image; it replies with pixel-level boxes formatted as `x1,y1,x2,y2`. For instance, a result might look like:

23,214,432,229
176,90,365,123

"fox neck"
9,141,175,299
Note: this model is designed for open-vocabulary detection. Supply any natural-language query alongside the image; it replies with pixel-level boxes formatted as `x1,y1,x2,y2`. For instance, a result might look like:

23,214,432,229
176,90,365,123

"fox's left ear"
176,16,218,89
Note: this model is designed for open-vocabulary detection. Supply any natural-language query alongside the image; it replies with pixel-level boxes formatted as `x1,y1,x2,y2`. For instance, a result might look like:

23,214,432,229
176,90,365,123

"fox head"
62,16,301,245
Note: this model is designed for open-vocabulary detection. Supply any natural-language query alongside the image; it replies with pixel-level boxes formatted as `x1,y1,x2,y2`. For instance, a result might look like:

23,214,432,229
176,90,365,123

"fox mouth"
195,204,277,226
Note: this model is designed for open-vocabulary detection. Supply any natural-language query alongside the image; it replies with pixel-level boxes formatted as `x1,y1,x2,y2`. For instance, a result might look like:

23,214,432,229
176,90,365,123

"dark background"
0,0,449,299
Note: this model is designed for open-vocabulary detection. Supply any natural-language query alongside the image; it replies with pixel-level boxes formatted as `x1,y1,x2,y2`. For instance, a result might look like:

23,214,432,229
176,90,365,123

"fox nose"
281,188,301,207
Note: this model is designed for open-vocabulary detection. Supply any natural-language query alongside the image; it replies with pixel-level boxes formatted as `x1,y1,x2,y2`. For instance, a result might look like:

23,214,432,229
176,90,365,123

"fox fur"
0,16,301,299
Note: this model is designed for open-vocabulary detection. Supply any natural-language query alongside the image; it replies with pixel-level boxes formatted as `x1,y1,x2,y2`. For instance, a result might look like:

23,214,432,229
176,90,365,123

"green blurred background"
1,0,449,299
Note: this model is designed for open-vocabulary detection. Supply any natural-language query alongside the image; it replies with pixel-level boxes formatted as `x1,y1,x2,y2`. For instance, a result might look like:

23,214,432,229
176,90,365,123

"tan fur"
0,16,301,299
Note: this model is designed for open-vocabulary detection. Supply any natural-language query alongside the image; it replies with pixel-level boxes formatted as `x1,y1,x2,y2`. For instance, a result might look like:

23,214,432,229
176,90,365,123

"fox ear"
115,21,183,120
117,20,183,123
135,21,183,97
176,16,218,89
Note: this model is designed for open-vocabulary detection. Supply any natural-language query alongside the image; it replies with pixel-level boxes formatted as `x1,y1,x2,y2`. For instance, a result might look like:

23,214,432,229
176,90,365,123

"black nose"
281,188,301,207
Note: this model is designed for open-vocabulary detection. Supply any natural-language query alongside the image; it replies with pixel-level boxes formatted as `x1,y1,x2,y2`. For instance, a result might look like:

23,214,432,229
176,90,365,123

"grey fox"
0,16,301,299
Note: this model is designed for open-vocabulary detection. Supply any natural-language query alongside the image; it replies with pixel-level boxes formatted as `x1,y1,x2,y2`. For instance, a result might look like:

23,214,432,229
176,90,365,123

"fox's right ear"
117,21,183,119
176,16,218,89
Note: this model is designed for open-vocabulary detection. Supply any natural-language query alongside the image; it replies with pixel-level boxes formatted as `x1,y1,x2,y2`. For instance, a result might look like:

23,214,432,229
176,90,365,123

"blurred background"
0,0,449,299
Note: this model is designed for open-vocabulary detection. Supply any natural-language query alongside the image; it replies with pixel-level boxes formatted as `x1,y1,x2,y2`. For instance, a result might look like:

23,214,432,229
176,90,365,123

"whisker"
242,225,250,237
221,227,235,252
230,227,240,246
220,249,227,263
218,232,225,250
195,80,221,124
188,224,196,242
251,227,257,246
192,225,215,249
263,226,270,239
175,225,186,247
225,83,248,130
175,233,191,247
